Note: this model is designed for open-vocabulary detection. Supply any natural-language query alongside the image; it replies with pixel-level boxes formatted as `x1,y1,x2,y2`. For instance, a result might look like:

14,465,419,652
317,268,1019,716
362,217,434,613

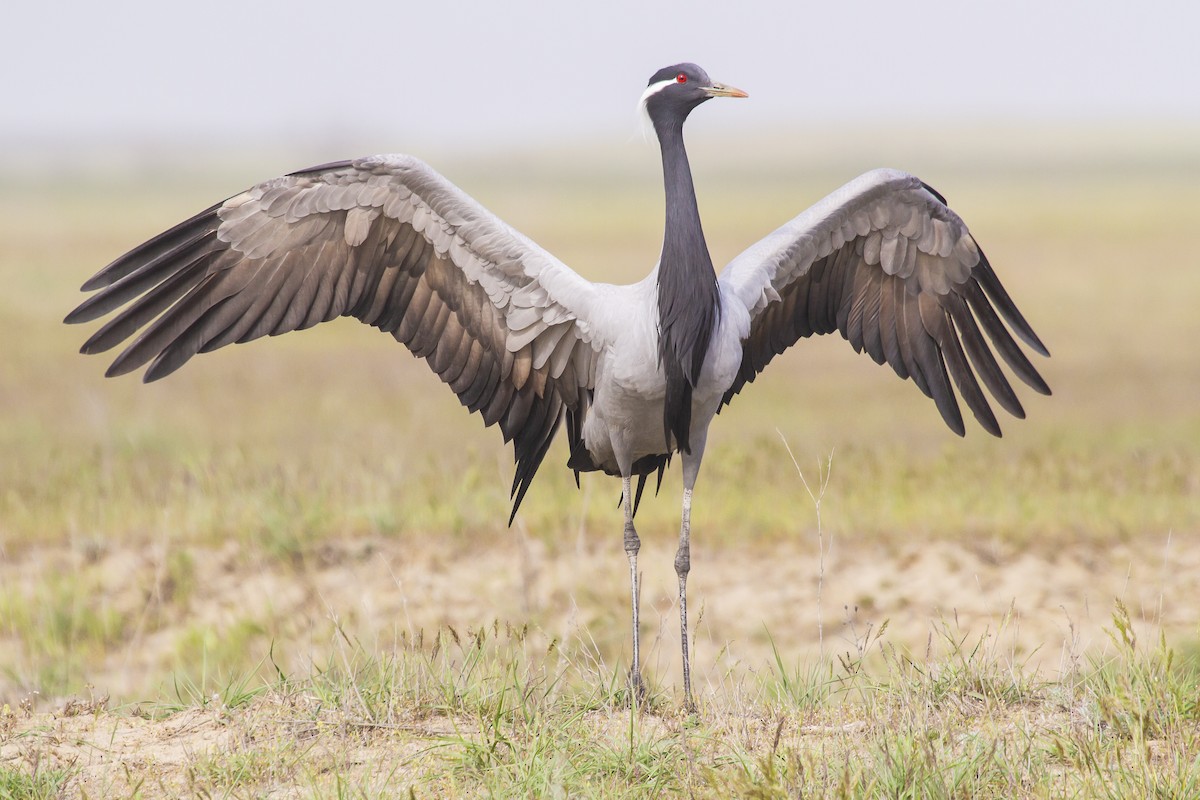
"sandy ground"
2,530,1197,796
2,529,1196,705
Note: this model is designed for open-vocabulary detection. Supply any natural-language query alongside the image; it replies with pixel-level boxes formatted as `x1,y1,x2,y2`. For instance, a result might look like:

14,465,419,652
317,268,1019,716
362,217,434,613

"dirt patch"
1,530,1196,796
0,695,446,797
2,531,1195,705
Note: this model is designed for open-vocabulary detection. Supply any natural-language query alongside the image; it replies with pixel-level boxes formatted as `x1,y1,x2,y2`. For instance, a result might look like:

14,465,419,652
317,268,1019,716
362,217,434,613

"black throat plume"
653,118,720,455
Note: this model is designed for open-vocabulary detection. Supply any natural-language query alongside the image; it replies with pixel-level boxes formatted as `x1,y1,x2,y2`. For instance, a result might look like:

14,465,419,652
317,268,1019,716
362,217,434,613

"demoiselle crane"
66,63,1050,710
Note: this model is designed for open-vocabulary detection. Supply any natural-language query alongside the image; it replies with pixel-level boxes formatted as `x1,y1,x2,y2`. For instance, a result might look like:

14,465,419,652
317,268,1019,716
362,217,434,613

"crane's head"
639,63,748,134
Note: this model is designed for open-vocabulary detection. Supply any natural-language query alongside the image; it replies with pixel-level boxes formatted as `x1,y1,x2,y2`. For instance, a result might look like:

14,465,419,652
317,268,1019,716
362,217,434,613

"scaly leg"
676,486,695,712
677,433,706,713
622,474,646,704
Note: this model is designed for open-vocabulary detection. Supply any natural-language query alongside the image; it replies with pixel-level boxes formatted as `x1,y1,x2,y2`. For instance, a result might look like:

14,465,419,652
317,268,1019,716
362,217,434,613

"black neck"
657,122,713,276
654,117,720,455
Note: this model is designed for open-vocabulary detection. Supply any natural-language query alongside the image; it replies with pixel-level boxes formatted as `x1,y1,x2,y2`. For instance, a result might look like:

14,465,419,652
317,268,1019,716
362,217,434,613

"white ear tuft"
638,78,676,113
635,78,675,142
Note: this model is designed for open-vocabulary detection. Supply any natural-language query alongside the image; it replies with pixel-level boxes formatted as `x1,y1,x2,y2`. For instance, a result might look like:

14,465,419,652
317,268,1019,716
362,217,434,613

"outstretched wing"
66,154,602,518
717,168,1049,436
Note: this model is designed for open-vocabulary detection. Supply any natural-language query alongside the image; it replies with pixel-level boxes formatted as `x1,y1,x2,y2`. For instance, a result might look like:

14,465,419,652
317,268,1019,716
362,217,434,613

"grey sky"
5,0,1196,159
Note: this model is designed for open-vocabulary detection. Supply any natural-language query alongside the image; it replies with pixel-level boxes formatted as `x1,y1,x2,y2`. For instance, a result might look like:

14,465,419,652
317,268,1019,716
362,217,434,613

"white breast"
580,278,749,468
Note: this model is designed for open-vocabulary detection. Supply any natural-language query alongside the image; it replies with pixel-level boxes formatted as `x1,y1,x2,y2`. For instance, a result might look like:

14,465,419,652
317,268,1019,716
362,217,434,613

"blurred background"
5,0,1198,166
2,0,1198,704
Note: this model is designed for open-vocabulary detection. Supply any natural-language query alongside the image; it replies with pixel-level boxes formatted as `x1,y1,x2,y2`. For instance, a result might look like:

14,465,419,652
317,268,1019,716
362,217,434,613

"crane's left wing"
717,168,1049,435
65,155,605,519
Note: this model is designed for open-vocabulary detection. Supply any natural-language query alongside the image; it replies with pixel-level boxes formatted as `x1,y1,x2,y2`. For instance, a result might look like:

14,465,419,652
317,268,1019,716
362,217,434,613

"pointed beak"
704,82,749,99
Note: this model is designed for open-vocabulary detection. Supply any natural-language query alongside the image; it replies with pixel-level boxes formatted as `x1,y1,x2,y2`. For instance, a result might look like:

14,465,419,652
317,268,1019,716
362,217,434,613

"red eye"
675,73,687,84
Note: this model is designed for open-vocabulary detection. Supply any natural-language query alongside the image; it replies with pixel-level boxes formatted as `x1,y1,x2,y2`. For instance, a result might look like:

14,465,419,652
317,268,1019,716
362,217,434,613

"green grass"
4,604,1198,797
0,765,73,800
0,571,133,695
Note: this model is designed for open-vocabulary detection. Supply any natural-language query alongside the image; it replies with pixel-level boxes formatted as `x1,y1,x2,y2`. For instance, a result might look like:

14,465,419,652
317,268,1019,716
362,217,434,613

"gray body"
577,273,746,474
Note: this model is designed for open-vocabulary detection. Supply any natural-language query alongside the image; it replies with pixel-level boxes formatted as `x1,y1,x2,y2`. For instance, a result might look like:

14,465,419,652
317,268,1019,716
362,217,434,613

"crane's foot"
628,667,648,708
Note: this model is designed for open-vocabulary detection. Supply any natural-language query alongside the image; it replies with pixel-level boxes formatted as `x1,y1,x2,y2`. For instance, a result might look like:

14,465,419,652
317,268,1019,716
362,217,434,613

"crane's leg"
676,485,695,712
677,434,706,713
622,473,646,703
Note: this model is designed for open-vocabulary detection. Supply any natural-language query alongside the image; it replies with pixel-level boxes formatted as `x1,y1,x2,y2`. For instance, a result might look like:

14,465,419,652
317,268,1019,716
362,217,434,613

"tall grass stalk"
779,431,834,657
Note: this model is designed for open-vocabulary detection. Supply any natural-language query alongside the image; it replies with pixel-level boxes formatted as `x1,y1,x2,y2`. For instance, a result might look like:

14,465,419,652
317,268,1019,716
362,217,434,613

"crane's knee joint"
623,524,640,556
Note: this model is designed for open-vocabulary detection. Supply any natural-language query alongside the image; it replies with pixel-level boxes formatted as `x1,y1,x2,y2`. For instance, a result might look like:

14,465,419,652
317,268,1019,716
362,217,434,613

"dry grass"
1,127,1198,794
3,604,1198,797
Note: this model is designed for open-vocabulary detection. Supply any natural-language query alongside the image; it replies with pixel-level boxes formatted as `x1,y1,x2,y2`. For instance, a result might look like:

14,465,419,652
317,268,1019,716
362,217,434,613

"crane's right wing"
717,168,1049,436
65,154,605,519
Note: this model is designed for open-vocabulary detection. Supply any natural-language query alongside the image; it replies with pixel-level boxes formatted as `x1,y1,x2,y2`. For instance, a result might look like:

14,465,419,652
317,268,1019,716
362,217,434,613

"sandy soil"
2,530,1196,796
2,530,1195,704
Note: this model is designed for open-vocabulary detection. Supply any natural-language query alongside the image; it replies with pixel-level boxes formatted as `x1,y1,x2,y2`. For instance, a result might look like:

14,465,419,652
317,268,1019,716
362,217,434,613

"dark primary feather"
66,156,590,522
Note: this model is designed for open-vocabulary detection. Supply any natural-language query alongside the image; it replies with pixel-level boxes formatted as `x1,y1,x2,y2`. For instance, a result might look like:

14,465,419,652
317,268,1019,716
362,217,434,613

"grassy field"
1,128,1198,795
